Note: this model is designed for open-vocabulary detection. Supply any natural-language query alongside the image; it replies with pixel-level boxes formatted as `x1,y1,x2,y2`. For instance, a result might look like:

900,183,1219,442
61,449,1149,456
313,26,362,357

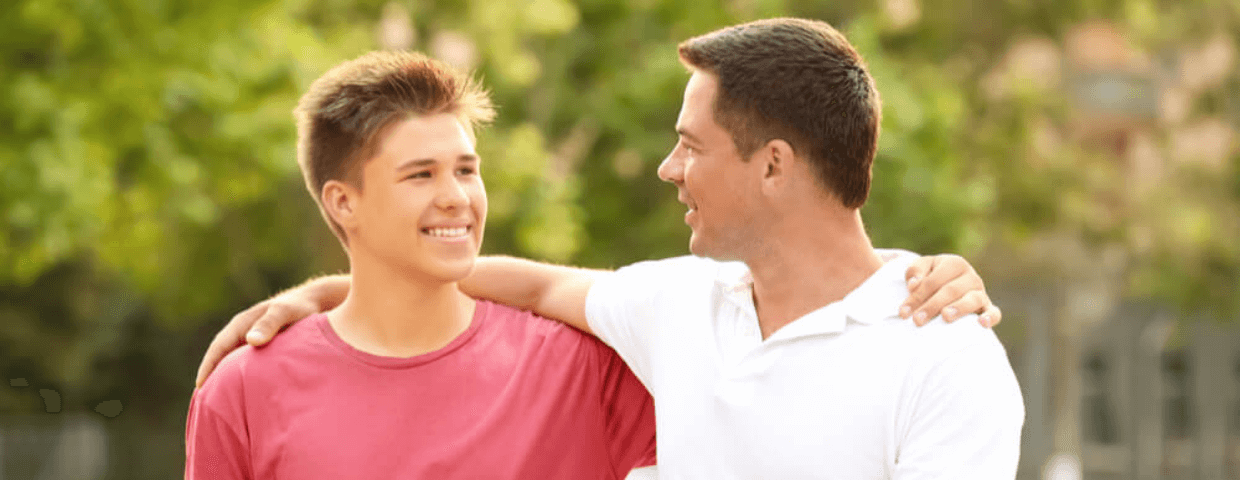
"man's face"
347,113,487,283
658,71,763,260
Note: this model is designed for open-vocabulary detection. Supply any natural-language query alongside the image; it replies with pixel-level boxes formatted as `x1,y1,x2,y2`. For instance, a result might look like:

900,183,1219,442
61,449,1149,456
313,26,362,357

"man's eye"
457,167,476,175
407,171,431,180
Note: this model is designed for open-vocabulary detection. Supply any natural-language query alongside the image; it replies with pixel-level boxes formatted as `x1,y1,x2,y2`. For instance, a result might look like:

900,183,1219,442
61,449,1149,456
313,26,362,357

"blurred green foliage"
1,0,1237,477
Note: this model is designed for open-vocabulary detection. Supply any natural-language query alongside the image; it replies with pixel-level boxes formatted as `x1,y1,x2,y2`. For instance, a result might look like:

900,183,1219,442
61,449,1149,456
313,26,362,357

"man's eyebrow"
676,128,702,145
457,154,479,163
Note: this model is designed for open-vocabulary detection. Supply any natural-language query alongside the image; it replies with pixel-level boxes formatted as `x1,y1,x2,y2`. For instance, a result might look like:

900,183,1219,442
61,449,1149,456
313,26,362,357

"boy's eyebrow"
396,158,438,171
395,154,479,172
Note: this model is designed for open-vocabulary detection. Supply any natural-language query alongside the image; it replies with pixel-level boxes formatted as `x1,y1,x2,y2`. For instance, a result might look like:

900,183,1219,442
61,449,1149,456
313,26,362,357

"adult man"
186,51,657,479
197,19,1019,479
460,18,1025,477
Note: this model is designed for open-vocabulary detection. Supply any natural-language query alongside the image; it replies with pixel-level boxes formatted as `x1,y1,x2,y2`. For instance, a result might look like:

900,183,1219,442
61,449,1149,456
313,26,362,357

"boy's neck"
327,256,476,358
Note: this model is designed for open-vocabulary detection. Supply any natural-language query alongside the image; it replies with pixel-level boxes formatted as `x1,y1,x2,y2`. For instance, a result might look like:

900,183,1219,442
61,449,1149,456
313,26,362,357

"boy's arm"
899,253,1002,327
186,371,253,479
588,338,658,474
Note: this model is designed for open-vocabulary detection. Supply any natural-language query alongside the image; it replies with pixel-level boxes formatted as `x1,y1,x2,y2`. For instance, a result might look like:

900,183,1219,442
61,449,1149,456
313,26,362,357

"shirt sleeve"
594,343,658,475
585,256,713,386
185,356,253,480
892,337,1025,479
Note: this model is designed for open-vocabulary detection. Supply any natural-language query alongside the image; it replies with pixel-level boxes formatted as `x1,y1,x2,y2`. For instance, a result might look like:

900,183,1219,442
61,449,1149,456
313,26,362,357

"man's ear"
760,138,797,186
322,180,360,230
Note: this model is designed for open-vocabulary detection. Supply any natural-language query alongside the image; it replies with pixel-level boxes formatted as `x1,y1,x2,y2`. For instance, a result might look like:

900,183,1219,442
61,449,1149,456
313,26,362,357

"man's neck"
745,209,883,339
328,255,474,358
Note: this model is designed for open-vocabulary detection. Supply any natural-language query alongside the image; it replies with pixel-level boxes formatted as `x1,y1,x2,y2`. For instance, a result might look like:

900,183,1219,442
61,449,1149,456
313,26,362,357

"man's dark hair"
678,18,881,208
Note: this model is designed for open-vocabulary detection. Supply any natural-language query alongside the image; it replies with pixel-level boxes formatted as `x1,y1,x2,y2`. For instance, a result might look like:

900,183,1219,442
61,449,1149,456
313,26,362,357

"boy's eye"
407,171,431,180
457,167,476,175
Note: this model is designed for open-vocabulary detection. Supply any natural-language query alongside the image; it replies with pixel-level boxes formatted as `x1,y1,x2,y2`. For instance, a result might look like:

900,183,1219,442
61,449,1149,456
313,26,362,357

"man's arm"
892,338,1025,479
194,275,347,387
457,256,603,335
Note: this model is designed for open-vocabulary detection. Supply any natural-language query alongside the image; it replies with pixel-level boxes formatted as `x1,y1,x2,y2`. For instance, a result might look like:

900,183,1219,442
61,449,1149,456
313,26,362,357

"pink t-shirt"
186,300,656,479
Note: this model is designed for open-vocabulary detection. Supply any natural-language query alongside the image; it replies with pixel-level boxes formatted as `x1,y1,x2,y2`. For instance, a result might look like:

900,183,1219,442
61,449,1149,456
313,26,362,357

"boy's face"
346,113,487,283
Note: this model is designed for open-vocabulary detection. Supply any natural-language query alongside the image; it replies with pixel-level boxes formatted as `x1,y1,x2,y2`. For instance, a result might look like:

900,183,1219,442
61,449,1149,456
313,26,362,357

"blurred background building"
1,0,1237,478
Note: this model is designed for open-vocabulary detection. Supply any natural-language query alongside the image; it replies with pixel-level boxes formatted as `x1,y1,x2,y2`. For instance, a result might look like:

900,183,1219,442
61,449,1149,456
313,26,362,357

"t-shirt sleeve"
594,342,658,474
893,335,1025,479
585,256,712,385
185,354,253,480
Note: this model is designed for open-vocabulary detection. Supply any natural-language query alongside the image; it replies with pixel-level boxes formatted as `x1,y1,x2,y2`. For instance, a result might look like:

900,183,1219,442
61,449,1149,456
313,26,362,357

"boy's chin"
425,258,478,283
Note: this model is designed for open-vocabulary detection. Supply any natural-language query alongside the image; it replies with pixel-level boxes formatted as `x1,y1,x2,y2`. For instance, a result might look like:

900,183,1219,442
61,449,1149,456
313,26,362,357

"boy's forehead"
372,114,478,161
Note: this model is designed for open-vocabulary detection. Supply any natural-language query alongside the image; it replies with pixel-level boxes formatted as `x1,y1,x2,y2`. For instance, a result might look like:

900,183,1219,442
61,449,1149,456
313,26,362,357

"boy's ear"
322,180,360,229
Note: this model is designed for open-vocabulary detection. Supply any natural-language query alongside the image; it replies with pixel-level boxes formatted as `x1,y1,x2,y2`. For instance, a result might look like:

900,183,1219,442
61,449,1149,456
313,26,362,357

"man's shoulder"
595,255,734,302
870,314,1003,364
617,255,729,280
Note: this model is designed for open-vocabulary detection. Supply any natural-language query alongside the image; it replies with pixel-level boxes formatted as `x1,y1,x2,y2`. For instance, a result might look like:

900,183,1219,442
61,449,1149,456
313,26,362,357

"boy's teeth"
427,227,468,237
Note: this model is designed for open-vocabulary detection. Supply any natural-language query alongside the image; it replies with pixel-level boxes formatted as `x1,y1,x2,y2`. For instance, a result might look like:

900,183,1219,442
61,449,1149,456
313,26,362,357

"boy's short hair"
294,50,495,243
677,18,881,208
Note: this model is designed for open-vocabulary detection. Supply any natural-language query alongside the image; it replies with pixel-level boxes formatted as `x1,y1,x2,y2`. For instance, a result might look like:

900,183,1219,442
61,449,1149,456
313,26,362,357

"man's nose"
657,153,683,184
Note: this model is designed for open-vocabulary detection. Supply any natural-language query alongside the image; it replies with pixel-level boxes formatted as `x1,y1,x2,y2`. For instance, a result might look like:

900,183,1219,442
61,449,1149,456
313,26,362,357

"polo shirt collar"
714,260,752,291
836,256,915,326
715,256,915,342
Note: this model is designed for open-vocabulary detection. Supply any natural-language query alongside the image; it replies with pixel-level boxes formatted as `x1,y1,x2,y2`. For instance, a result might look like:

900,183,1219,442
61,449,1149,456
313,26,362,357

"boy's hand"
194,276,348,387
900,254,1001,328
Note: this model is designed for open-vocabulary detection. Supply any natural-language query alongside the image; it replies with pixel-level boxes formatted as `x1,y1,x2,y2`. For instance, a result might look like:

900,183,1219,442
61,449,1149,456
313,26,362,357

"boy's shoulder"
198,315,326,394
480,300,609,354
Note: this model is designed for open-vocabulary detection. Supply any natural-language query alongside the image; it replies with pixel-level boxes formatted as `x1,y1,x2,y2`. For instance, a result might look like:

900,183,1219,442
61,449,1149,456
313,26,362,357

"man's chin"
689,237,744,262
688,236,716,259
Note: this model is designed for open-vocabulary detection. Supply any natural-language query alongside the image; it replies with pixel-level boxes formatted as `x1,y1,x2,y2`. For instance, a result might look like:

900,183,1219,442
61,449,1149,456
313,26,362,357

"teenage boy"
185,51,657,479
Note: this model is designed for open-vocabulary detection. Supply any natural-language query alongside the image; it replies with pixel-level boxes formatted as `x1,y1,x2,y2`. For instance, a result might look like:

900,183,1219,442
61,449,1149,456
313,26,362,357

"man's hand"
194,275,350,387
900,254,1001,328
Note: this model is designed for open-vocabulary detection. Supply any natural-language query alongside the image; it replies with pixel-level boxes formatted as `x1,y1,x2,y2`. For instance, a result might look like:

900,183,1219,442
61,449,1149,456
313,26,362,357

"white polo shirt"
585,255,1025,479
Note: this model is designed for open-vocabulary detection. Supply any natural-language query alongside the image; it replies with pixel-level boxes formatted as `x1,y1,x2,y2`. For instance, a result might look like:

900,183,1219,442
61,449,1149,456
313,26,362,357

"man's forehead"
676,72,721,137
688,70,724,105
